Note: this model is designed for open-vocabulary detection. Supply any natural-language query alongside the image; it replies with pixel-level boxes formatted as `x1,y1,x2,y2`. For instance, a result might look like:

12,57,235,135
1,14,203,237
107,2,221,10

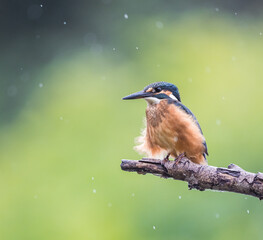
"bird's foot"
174,153,186,164
161,154,170,166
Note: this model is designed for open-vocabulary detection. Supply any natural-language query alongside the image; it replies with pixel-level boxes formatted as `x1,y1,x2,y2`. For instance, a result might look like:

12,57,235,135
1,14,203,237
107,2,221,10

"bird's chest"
145,101,205,158
145,101,174,145
145,103,166,127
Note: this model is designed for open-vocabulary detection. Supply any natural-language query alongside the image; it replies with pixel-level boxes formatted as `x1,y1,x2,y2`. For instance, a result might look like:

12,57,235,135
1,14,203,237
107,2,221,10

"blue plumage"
171,100,208,158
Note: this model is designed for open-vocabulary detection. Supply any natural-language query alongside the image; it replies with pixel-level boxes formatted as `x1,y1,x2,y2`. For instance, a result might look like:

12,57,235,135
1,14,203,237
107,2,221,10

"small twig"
121,157,263,200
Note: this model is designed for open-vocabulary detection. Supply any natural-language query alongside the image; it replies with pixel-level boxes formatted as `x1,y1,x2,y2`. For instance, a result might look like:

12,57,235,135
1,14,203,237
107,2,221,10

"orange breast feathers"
134,100,207,165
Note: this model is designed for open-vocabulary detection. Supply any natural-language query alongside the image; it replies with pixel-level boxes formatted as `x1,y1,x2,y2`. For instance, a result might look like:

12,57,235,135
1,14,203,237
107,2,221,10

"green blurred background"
1,0,263,239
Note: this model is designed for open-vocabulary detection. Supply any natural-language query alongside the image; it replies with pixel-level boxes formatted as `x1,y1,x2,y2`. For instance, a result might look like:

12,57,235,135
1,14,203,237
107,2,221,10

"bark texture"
121,157,263,200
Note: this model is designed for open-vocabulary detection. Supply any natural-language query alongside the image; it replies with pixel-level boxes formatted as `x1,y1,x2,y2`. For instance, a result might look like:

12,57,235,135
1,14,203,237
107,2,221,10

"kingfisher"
122,82,208,165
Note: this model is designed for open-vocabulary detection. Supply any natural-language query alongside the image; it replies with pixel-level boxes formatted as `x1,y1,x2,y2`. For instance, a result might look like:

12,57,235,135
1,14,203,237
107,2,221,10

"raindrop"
40,4,43,7
124,13,128,19
108,202,112,207
34,195,38,199
215,213,220,219
131,193,135,197
232,56,236,61
234,12,238,16
93,189,96,194
136,47,139,50
59,116,63,120
188,77,192,83
215,8,219,12
247,210,250,214
92,177,94,181
174,137,178,142
156,21,163,29
64,21,67,25
113,47,116,51
156,64,160,67
39,83,43,88
222,96,225,100
153,226,156,230
260,32,262,36
216,120,221,126
205,67,211,73
178,195,181,199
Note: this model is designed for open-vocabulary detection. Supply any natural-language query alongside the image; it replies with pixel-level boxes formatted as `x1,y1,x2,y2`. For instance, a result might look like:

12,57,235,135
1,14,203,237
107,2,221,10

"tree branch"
120,157,263,200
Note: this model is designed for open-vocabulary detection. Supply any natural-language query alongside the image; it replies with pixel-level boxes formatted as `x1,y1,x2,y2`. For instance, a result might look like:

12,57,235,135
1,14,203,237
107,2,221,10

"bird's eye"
154,87,161,93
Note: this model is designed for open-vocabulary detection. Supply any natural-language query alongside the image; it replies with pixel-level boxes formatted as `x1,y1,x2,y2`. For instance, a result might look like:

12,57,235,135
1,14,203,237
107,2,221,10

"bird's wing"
171,100,208,156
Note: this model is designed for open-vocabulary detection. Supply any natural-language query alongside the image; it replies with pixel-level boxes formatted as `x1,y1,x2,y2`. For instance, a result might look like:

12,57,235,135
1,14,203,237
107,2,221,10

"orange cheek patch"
159,90,172,96
166,91,172,96
161,90,177,100
146,87,153,92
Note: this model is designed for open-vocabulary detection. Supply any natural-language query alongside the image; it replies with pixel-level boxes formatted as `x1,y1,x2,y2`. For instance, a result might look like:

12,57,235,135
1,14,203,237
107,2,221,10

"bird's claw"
161,159,168,166
161,154,170,166
174,153,186,164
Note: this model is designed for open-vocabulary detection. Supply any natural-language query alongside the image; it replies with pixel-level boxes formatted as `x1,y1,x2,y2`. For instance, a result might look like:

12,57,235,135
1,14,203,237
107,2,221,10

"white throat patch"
144,97,161,105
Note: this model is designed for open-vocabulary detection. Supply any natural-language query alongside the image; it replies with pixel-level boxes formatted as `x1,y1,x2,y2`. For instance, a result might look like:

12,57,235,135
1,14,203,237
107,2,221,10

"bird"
122,82,208,165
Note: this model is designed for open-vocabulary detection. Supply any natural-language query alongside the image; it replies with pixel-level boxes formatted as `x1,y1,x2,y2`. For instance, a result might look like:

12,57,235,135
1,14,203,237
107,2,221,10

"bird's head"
122,82,181,104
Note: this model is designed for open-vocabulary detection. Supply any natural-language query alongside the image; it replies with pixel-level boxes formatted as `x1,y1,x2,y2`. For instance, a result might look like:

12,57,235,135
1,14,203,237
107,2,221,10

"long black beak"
122,90,153,100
